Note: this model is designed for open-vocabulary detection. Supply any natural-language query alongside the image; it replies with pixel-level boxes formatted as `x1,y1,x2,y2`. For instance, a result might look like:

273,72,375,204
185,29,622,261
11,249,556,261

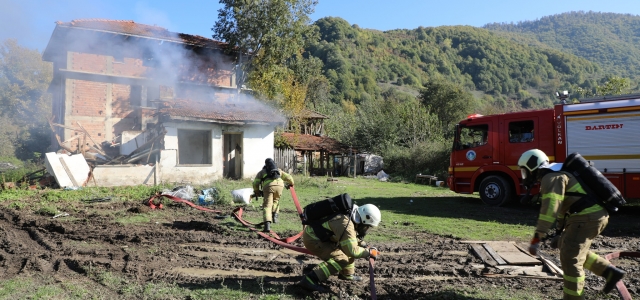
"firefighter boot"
338,274,363,281
262,221,271,233
272,213,279,224
602,265,626,294
297,272,328,293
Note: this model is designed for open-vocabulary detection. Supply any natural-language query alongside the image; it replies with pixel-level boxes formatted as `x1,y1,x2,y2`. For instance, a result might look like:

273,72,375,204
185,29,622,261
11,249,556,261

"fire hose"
147,186,378,298
604,251,640,300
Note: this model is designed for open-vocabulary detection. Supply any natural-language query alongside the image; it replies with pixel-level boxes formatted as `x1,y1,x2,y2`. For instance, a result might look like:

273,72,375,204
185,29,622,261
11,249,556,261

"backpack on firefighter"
260,159,281,185
562,152,627,213
301,193,353,242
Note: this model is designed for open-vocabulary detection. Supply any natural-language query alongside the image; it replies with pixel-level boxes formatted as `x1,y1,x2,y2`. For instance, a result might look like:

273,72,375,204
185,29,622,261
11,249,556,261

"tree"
212,0,319,105
572,76,631,99
418,80,474,134
0,39,52,159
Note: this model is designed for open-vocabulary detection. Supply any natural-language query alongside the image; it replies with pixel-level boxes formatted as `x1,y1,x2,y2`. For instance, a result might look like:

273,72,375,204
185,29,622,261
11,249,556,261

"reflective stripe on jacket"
252,168,294,192
304,214,369,259
536,171,604,238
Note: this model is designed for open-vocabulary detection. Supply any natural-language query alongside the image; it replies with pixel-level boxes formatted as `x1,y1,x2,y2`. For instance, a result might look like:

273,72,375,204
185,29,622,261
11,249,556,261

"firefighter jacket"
252,168,294,193
535,171,605,239
303,213,370,259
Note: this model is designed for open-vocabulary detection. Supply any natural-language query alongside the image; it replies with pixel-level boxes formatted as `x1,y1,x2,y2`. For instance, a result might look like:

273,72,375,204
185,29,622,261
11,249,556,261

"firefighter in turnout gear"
252,158,294,232
518,149,625,299
297,204,381,292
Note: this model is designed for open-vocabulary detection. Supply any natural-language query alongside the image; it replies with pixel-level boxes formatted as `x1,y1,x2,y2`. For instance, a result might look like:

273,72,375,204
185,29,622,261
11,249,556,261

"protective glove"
368,247,380,260
529,237,540,256
358,239,368,248
549,234,561,249
252,191,262,198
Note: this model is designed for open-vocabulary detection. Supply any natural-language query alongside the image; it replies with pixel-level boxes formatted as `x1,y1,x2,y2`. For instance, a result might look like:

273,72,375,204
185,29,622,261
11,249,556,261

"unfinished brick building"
42,19,284,186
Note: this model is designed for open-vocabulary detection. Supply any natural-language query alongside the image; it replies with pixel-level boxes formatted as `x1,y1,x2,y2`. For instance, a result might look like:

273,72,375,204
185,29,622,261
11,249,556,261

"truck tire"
479,176,513,206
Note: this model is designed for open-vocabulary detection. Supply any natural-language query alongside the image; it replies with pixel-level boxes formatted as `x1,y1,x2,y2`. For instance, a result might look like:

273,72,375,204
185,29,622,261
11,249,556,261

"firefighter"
252,158,294,232
297,204,381,292
518,149,625,299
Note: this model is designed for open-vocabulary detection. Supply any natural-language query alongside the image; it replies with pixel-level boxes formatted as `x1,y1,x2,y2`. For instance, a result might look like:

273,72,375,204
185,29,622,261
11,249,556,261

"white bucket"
435,181,445,187
231,188,254,204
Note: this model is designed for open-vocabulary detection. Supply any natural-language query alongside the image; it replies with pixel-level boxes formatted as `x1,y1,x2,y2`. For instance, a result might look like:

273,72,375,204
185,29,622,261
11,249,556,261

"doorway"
223,133,243,179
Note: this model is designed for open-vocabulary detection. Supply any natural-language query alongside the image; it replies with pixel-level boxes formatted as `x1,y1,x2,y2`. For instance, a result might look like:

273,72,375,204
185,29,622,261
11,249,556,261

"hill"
306,16,602,115
484,11,640,80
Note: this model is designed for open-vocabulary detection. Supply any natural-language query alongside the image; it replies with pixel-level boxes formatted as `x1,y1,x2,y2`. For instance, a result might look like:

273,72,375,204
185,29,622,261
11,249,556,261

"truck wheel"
479,176,513,206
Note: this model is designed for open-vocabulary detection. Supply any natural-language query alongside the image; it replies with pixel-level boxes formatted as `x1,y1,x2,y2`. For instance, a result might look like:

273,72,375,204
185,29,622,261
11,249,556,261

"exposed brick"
71,80,107,116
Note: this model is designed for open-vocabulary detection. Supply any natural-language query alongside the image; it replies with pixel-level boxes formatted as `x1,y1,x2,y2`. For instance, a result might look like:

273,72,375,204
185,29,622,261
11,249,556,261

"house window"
509,121,534,143
177,129,211,165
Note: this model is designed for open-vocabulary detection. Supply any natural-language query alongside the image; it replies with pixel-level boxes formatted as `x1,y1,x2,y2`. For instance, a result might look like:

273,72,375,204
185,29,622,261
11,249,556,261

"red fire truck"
448,93,640,206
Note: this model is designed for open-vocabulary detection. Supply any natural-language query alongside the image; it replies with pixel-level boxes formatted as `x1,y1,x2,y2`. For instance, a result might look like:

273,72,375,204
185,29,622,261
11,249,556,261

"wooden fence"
274,148,298,174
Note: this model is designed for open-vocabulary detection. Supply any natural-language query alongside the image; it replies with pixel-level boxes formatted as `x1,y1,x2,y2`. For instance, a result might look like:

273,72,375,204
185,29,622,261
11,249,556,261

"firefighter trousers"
559,209,611,300
302,233,355,282
262,182,283,223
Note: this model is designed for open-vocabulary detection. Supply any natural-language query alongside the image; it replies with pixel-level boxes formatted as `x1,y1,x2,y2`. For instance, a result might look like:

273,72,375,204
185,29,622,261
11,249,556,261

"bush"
381,139,451,180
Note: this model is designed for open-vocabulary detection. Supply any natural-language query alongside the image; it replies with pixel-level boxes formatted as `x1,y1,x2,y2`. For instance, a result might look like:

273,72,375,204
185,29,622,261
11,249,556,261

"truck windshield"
456,124,488,150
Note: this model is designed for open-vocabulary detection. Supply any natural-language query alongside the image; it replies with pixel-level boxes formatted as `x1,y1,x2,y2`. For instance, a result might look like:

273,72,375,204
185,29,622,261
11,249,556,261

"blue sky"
3,0,640,51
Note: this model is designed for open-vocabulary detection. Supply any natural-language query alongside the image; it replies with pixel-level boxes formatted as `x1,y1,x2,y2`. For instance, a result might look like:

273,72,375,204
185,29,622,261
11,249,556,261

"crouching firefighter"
252,158,294,232
297,193,381,292
518,149,625,299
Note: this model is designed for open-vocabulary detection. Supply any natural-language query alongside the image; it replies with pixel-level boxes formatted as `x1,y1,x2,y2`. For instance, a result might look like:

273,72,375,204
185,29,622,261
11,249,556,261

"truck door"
453,123,493,173
501,118,539,177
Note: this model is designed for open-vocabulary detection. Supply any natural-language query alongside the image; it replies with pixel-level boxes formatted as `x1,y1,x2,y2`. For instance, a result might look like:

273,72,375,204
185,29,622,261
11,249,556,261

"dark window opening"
509,121,534,143
458,124,488,150
178,129,211,165
130,85,142,107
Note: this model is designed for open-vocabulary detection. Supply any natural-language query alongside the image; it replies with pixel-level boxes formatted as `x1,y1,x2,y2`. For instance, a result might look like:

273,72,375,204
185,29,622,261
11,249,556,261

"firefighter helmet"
357,204,381,227
518,149,549,179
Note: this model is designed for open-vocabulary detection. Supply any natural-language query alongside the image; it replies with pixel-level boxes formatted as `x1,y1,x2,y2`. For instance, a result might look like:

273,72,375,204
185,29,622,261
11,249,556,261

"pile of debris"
47,116,166,166
465,241,563,280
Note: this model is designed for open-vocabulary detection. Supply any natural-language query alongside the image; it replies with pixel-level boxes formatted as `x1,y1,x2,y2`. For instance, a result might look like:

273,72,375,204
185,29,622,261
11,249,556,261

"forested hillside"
485,11,640,80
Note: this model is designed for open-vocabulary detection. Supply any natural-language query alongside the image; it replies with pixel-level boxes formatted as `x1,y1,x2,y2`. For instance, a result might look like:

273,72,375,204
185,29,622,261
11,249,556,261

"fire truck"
447,93,640,206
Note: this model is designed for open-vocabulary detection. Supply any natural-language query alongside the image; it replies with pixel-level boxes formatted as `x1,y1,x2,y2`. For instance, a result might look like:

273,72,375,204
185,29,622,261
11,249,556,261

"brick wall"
112,84,133,118
71,52,107,73
71,80,107,117
112,57,147,77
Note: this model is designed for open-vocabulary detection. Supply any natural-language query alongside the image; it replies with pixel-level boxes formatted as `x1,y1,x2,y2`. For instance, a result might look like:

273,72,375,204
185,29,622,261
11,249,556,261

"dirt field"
0,199,638,300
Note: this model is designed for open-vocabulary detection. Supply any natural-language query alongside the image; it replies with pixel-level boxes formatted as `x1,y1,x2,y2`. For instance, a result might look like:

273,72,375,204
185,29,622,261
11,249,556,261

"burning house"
42,19,284,187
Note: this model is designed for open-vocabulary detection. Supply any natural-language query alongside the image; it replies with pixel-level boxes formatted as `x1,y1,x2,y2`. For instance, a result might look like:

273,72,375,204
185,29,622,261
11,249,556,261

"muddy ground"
0,200,638,300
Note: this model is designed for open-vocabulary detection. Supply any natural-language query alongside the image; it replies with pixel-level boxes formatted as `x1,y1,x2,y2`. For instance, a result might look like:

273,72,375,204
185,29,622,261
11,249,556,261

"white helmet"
518,149,549,179
357,204,381,227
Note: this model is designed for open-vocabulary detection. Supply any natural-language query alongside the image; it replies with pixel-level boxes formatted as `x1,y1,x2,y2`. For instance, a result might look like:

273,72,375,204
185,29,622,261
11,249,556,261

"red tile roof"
280,132,350,154
158,99,286,124
55,19,227,49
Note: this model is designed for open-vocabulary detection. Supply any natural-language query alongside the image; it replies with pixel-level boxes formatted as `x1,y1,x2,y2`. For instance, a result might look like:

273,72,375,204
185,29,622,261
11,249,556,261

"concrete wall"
92,164,156,187
238,124,275,179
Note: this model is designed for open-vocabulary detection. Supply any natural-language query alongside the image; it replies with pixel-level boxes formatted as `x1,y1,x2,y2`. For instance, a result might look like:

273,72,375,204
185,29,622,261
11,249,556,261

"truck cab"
448,109,555,206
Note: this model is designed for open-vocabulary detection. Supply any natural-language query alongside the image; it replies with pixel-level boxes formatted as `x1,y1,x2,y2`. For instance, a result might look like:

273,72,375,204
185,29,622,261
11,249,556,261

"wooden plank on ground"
487,241,541,265
469,244,498,266
483,244,507,265
539,252,564,276
513,243,538,259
